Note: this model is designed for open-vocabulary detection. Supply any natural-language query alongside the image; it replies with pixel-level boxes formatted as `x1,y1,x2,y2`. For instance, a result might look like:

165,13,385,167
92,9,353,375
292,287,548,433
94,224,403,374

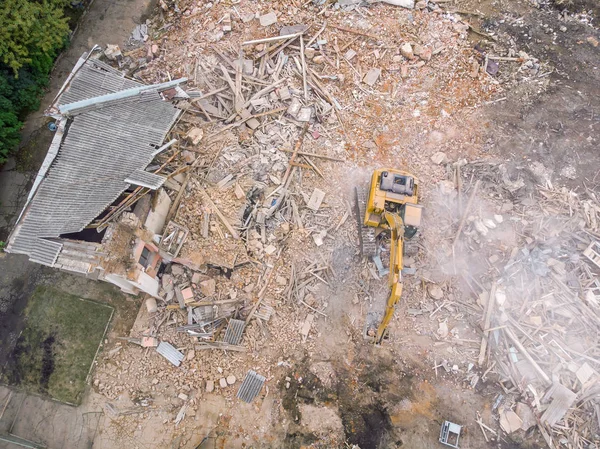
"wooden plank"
300,35,308,101
198,186,240,239
277,148,345,162
453,179,481,247
504,327,552,385
328,24,379,40
478,281,497,366
242,32,303,46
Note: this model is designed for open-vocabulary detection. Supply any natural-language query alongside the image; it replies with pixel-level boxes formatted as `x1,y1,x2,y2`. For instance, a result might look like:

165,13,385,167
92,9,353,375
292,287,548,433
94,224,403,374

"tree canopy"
0,0,71,163
0,0,70,74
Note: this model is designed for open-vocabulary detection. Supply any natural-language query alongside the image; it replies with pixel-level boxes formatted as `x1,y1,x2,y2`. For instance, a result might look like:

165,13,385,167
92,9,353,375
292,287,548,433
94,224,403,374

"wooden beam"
198,186,240,239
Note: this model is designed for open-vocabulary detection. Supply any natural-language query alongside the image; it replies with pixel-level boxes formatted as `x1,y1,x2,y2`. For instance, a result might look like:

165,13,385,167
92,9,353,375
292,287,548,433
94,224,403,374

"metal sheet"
223,319,245,346
237,370,266,403
156,341,184,367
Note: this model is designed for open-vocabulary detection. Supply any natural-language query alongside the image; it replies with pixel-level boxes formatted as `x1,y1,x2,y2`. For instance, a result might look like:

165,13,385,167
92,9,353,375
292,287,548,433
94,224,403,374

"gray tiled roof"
124,169,167,190
7,56,182,266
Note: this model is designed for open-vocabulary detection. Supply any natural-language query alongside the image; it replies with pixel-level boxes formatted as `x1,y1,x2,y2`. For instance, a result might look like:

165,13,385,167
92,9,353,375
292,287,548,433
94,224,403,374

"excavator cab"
355,168,423,344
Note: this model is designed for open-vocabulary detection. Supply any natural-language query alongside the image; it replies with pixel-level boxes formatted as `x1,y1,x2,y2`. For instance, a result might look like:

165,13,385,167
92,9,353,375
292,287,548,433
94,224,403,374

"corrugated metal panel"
223,319,245,346
125,169,166,190
156,341,184,367
237,370,266,403
6,56,182,266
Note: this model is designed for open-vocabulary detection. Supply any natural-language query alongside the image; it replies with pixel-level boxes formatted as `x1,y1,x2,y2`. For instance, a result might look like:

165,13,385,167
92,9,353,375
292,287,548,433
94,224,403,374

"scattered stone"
362,68,381,86
234,183,245,200
419,47,432,61
145,297,158,314
483,218,497,229
437,320,449,338
489,254,500,264
400,43,414,59
181,287,194,301
297,107,313,122
499,409,523,434
264,244,277,255
379,0,414,8
469,60,480,78
241,13,255,23
151,44,159,55
259,12,277,27
181,150,196,164
307,188,326,211
222,13,232,32
305,47,316,59
515,403,536,431
313,55,325,64
587,36,599,47
206,380,215,392
278,86,291,101
131,24,148,42
344,49,357,61
186,350,195,361
186,127,204,145
200,279,216,296
226,375,236,385
312,230,327,247
171,264,184,276
246,117,260,130
276,275,287,286
287,97,302,117
178,393,189,401
430,152,448,165
219,378,228,388
474,219,489,236
280,24,308,35
104,44,122,61
428,284,444,300
300,314,315,342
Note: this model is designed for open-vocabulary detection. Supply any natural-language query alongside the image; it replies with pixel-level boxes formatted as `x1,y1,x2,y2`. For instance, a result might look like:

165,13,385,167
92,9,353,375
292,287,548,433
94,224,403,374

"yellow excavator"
355,169,423,344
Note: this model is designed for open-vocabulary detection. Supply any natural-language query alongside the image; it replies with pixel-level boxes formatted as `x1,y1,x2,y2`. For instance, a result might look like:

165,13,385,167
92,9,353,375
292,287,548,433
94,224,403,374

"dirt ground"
0,0,598,447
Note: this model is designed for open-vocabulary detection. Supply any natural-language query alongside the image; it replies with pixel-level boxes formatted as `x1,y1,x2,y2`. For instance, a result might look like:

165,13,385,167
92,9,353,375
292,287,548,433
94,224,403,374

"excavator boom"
356,169,422,344
374,212,405,344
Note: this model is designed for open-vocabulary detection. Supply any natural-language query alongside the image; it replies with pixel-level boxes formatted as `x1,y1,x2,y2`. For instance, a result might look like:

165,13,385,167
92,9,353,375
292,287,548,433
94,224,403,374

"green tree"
0,0,71,162
0,0,70,75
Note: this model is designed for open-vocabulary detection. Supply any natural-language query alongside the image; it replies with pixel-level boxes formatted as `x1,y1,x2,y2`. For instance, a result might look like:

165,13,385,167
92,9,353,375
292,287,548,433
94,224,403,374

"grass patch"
3,286,113,404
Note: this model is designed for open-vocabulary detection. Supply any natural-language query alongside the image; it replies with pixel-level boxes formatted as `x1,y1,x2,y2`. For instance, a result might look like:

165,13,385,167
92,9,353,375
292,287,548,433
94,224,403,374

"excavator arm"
374,211,405,344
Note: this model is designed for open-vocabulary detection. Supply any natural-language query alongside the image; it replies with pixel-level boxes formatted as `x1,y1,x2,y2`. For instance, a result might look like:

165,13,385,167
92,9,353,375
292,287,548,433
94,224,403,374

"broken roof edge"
45,46,102,119
5,116,69,253
59,77,188,116
125,170,167,190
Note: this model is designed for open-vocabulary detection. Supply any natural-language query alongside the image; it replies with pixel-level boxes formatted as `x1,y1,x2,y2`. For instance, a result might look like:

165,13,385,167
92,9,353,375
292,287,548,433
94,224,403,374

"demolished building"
6,51,186,297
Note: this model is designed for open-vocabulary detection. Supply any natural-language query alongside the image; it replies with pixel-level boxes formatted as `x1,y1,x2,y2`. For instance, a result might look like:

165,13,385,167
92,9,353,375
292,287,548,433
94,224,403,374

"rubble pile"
89,0,594,445
406,161,600,447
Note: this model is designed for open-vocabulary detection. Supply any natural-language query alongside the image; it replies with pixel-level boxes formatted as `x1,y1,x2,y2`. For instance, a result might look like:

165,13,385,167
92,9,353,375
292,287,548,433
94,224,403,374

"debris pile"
89,0,565,443
416,161,600,447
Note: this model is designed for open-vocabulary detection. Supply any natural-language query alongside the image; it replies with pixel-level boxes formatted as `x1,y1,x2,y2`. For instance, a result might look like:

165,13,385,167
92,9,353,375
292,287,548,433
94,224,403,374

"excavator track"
355,186,377,258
